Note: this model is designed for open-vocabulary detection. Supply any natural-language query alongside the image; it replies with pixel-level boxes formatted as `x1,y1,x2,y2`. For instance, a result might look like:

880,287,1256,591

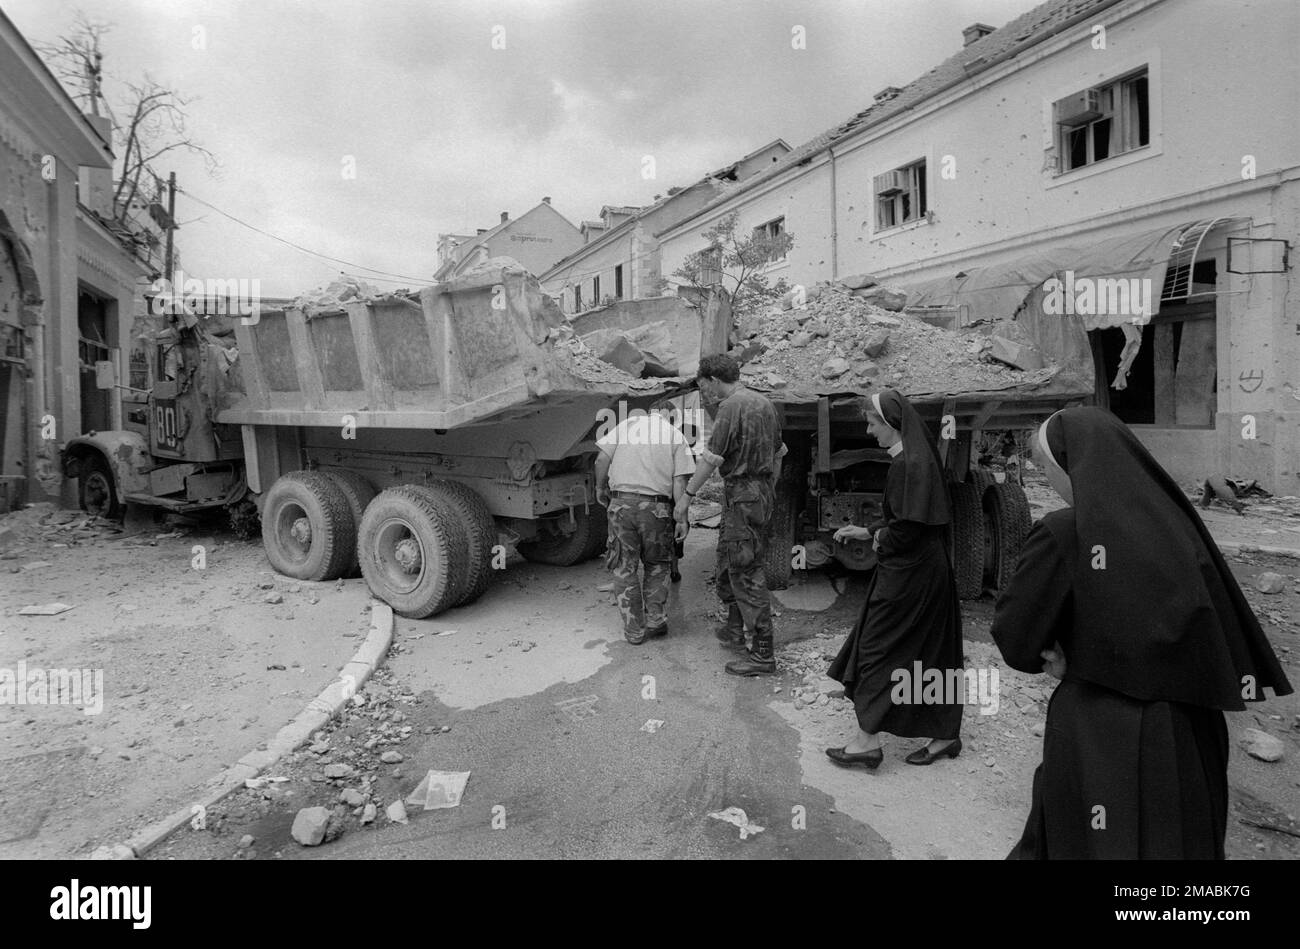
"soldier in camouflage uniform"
676,354,786,676
595,409,695,644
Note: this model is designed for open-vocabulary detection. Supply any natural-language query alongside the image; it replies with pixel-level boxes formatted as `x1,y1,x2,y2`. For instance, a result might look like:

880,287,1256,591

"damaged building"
656,0,1299,489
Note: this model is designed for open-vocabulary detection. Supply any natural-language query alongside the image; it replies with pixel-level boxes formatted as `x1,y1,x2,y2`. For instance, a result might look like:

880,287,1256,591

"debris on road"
1256,572,1288,594
405,769,470,810
291,806,331,846
386,800,408,824
17,602,74,616
708,806,765,840
1240,728,1285,762
640,719,665,733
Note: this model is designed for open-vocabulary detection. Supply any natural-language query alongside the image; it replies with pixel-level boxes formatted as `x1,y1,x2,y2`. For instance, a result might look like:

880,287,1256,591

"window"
1055,69,1149,172
614,264,624,299
752,217,787,262
593,275,601,302
573,283,583,312
874,160,927,231
698,246,723,287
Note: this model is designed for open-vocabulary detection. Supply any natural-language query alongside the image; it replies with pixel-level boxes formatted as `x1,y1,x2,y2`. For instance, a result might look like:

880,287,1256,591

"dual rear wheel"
260,472,499,618
947,473,1031,600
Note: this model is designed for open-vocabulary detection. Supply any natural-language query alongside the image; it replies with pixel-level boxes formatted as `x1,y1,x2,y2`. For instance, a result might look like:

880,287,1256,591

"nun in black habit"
993,407,1293,859
826,389,964,770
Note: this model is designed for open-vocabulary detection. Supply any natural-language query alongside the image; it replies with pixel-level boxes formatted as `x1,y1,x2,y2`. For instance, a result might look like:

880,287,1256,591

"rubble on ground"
734,280,1058,399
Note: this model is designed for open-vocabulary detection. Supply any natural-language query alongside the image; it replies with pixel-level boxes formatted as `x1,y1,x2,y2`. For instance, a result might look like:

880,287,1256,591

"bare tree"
670,212,794,320
35,11,218,228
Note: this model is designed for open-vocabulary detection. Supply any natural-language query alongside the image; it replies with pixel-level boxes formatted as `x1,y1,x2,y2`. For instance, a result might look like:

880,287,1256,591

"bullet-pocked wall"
657,0,1300,490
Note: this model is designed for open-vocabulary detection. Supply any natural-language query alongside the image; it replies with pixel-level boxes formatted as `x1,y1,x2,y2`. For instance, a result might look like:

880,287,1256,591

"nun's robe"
993,510,1229,859
827,455,964,739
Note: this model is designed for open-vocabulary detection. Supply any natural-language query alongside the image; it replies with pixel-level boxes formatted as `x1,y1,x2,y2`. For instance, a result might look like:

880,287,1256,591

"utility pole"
164,171,177,284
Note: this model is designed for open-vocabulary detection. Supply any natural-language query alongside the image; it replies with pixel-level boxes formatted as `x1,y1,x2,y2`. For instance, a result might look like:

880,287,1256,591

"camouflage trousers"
605,496,675,639
716,477,775,635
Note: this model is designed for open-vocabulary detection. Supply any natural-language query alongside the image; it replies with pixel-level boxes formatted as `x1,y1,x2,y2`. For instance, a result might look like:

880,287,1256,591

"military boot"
725,627,776,676
714,604,746,650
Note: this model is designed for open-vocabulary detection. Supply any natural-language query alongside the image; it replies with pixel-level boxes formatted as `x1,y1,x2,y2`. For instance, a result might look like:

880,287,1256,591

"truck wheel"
423,480,497,606
763,468,803,591
358,485,470,618
970,467,997,496
78,455,120,519
519,504,605,566
262,471,356,581
947,480,985,600
317,469,376,577
983,481,1031,596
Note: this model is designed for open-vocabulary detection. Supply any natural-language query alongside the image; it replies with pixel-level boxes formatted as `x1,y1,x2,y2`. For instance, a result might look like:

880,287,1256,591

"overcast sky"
9,0,1045,295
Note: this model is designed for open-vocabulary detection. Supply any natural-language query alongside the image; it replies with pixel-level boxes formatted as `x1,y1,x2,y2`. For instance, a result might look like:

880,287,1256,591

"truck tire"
519,503,606,566
947,479,985,600
316,469,376,577
970,467,997,496
423,480,497,606
78,455,120,520
262,471,356,582
984,481,1031,596
358,485,471,618
764,466,803,591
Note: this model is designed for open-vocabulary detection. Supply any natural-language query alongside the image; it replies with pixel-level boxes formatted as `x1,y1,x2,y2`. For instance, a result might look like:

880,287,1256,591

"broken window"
875,160,926,231
752,217,787,261
1055,68,1150,172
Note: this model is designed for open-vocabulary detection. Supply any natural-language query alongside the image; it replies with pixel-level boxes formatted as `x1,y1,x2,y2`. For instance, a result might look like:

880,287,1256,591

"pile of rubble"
291,276,389,313
549,324,668,391
733,275,1056,398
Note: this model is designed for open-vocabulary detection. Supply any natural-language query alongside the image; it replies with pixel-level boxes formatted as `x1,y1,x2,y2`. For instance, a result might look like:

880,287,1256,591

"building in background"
0,9,152,511
542,139,790,315
656,0,1299,489
435,198,582,281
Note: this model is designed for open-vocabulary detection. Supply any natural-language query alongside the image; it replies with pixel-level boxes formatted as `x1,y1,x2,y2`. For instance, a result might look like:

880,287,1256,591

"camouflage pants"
716,477,775,635
605,496,674,638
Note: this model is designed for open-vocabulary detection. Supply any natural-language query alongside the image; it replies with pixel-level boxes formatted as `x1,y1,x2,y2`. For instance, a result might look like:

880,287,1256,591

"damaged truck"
64,263,724,617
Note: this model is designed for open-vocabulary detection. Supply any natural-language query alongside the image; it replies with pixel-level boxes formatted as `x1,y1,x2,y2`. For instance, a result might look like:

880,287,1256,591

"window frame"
874,159,927,233
752,216,788,263
1053,67,1151,174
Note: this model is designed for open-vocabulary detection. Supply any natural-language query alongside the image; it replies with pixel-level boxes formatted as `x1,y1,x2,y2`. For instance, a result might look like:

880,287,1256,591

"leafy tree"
670,212,794,319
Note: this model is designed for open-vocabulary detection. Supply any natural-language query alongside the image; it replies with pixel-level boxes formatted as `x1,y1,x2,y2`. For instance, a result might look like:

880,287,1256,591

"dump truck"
63,263,725,617
727,278,1099,600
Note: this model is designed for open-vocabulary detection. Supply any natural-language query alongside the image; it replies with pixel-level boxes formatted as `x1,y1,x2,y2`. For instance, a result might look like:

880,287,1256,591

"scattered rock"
380,750,404,764
386,800,409,824
1240,728,1285,762
263,592,284,605
862,330,890,358
840,272,879,290
361,803,377,824
238,834,255,849
340,788,366,807
1031,722,1045,737
1255,572,1287,594
291,806,331,846
790,331,812,348
323,763,354,779
820,357,851,380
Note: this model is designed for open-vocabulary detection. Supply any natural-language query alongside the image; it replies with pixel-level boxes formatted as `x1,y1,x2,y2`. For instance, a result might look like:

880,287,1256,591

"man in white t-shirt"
594,409,696,644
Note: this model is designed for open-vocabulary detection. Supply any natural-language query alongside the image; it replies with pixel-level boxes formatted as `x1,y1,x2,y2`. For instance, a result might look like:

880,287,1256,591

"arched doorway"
0,208,44,512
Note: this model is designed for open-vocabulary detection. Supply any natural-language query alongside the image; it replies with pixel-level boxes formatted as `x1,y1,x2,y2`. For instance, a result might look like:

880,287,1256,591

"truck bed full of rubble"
736,286,1059,402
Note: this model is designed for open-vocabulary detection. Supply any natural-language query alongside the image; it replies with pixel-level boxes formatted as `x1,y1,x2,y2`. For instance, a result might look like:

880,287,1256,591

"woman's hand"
871,529,883,552
1040,644,1067,680
833,525,873,544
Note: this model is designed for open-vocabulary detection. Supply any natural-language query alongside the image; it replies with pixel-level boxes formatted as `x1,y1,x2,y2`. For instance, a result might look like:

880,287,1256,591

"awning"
899,218,1250,330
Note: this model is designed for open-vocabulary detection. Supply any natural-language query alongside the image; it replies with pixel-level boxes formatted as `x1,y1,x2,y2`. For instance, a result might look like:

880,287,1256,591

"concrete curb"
1216,541,1300,560
111,600,395,859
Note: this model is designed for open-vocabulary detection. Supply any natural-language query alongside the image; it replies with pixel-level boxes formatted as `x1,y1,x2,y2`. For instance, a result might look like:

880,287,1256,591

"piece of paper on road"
405,769,471,810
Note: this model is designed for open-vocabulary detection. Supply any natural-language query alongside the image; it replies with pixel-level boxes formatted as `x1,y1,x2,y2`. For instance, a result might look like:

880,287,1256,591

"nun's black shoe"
904,738,962,765
826,747,883,770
